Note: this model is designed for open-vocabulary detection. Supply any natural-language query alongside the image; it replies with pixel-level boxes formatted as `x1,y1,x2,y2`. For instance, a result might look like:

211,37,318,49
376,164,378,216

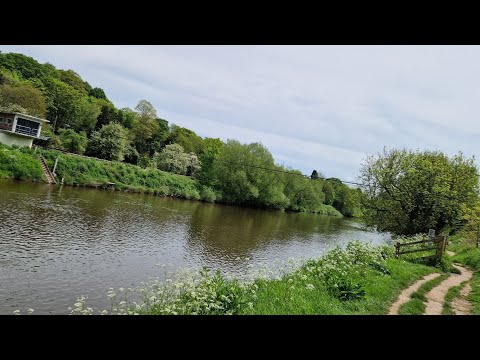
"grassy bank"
63,241,437,315
446,234,480,314
0,143,44,181
0,143,342,216
40,148,209,201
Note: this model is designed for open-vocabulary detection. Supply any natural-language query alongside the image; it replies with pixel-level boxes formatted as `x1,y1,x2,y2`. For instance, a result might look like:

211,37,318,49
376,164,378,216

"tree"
117,107,137,129
461,202,480,248
135,100,157,119
164,125,205,155
322,181,336,206
43,78,84,131
58,128,87,154
311,170,319,179
89,87,107,100
153,143,200,176
86,123,129,161
130,100,159,155
359,148,479,235
0,83,47,117
74,97,101,133
211,140,288,209
95,101,118,130
197,137,225,186
150,118,170,154
58,69,88,95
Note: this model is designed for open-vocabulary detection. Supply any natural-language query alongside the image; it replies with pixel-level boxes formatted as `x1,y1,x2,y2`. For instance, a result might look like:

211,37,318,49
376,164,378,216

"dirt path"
388,273,441,315
424,264,473,315
451,282,473,315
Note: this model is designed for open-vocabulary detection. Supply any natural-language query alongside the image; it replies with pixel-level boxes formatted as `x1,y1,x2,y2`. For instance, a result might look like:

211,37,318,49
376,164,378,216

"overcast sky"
1,45,479,181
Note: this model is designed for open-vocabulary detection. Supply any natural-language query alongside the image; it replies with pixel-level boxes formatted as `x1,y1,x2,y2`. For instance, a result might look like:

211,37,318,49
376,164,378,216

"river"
0,179,390,314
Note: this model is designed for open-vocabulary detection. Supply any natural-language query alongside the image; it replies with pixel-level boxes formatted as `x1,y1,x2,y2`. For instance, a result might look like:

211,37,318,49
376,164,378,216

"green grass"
38,148,214,201
442,282,466,315
398,274,447,315
239,258,435,315
0,143,44,181
66,241,442,315
447,234,480,314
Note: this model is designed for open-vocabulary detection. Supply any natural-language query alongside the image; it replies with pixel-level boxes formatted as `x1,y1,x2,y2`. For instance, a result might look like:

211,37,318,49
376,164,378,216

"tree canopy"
359,148,479,235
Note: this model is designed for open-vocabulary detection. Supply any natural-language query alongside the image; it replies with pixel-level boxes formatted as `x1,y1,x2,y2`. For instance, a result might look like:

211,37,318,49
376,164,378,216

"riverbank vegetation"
0,143,43,181
0,51,358,216
61,241,437,315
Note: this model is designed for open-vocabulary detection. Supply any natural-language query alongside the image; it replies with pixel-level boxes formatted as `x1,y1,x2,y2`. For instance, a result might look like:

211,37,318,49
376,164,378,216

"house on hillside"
0,112,49,148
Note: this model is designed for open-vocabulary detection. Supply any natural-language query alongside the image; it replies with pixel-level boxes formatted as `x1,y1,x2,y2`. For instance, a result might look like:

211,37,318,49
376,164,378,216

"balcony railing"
15,124,39,137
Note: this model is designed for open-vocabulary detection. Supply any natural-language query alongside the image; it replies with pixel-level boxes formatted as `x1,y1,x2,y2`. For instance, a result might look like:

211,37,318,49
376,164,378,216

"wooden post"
395,242,400,258
52,157,59,176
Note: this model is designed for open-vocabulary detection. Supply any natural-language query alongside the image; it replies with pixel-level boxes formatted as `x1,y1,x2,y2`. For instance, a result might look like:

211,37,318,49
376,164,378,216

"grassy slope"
40,149,205,200
241,258,435,315
0,143,44,181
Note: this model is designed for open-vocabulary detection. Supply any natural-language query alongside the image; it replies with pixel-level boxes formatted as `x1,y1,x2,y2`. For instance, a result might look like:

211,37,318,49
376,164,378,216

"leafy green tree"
58,69,88,95
130,100,160,155
117,107,137,129
86,123,129,161
153,143,200,176
212,140,288,209
95,101,118,130
74,97,101,133
323,181,336,206
150,118,170,154
43,78,84,130
89,87,107,100
461,201,480,248
164,125,205,155
0,52,53,81
58,128,87,154
198,138,225,186
0,83,47,117
359,148,480,235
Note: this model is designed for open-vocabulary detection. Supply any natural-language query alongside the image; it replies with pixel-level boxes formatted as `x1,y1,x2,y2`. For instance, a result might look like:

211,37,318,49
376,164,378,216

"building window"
15,118,40,137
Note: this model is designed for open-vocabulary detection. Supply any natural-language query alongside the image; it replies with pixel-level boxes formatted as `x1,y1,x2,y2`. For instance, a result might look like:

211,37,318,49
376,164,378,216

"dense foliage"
0,51,361,216
359,148,480,235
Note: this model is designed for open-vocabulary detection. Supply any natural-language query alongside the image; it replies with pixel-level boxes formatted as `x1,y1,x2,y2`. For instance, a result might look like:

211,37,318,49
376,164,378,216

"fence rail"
395,235,448,259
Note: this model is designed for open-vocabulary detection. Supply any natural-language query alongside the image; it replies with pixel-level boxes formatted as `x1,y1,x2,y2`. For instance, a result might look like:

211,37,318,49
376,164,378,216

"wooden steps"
39,157,56,184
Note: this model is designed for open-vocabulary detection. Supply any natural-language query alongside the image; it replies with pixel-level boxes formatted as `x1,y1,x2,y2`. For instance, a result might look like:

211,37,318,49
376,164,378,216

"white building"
0,111,49,148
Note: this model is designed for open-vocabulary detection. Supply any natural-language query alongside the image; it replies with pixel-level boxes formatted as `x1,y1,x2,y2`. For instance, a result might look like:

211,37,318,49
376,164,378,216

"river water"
0,179,390,314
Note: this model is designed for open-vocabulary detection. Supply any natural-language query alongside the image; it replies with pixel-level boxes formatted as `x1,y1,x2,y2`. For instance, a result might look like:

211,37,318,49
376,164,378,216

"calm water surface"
0,179,390,314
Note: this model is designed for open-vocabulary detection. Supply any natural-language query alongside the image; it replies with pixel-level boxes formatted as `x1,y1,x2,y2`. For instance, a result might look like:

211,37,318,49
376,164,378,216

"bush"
0,143,43,181
200,186,216,202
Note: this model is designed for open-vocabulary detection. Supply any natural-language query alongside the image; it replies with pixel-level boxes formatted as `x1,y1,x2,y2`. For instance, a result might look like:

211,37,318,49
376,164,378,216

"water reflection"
0,179,389,314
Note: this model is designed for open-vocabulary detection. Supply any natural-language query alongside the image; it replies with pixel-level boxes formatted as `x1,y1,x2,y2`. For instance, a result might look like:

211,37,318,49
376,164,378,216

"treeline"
0,51,362,216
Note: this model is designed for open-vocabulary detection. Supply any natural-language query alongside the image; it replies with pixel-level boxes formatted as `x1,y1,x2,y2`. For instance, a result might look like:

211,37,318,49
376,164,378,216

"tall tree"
86,123,129,161
164,125,205,154
130,100,159,155
359,148,479,235
0,83,48,117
